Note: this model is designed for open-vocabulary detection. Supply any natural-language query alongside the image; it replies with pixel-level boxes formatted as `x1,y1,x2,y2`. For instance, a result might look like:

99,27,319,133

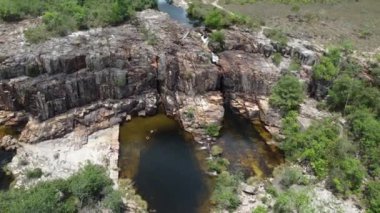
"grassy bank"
0,0,157,43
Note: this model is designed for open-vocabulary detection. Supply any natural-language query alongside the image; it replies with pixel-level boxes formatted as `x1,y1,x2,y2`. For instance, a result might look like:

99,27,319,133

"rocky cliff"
0,9,320,146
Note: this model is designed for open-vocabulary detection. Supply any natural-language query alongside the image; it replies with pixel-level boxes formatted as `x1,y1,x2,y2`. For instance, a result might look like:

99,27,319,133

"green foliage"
365,181,380,213
272,53,282,66
211,145,224,156
210,30,225,44
269,75,304,113
264,28,288,47
184,107,195,120
0,0,157,43
188,3,260,29
24,25,51,44
103,190,123,213
281,112,367,194
68,164,112,204
207,157,230,173
0,0,45,21
313,56,339,81
0,179,76,213
265,184,278,197
347,108,380,176
204,9,230,29
289,58,301,71
210,30,225,52
26,168,43,179
252,205,268,213
0,164,120,212
206,123,221,137
329,157,365,195
279,166,309,188
211,171,242,211
282,117,340,177
274,189,313,213
327,75,380,116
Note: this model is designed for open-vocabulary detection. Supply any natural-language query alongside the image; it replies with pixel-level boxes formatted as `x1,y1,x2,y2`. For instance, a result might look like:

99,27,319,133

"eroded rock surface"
8,125,120,188
0,9,322,147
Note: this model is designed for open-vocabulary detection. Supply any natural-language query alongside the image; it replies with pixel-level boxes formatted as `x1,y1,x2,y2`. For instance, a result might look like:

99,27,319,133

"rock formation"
0,9,323,168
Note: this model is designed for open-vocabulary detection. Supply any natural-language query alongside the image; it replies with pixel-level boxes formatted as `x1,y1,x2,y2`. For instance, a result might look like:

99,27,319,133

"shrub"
209,30,225,52
265,184,278,197
269,75,304,113
264,28,288,47
347,108,380,176
15,0,156,43
207,157,230,173
365,181,380,213
313,56,339,81
329,157,365,195
24,25,50,44
206,123,221,137
326,74,360,112
184,107,195,120
211,145,224,156
252,205,268,213
272,53,282,66
274,189,313,213
289,58,301,71
0,179,77,213
0,163,120,212
279,166,309,188
204,9,230,29
281,118,340,178
26,168,43,179
103,190,123,213
68,164,112,204
211,171,242,211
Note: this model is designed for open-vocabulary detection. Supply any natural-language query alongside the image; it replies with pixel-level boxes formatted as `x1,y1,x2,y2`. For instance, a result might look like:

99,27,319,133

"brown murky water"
217,107,284,179
118,107,283,213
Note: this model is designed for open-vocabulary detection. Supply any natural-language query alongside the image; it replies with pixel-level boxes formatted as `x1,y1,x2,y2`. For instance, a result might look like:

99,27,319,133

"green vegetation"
211,145,224,156
272,53,282,66
269,75,304,113
278,166,309,188
210,30,225,52
263,28,288,47
252,205,268,213
205,123,221,137
289,58,301,71
26,168,43,179
274,188,314,213
211,171,242,211
184,107,195,120
0,164,123,212
207,157,230,173
0,0,157,43
313,56,339,81
188,4,261,29
365,181,380,213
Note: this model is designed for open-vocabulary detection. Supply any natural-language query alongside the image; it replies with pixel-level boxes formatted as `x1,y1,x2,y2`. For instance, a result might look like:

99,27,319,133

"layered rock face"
0,10,319,145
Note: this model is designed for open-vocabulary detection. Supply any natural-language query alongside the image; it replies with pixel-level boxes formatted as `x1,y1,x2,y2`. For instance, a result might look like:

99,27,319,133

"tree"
270,75,304,113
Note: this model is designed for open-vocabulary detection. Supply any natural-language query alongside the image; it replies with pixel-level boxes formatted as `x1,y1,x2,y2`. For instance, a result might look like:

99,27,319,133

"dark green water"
0,149,14,191
118,110,284,213
119,114,210,213
218,107,284,178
